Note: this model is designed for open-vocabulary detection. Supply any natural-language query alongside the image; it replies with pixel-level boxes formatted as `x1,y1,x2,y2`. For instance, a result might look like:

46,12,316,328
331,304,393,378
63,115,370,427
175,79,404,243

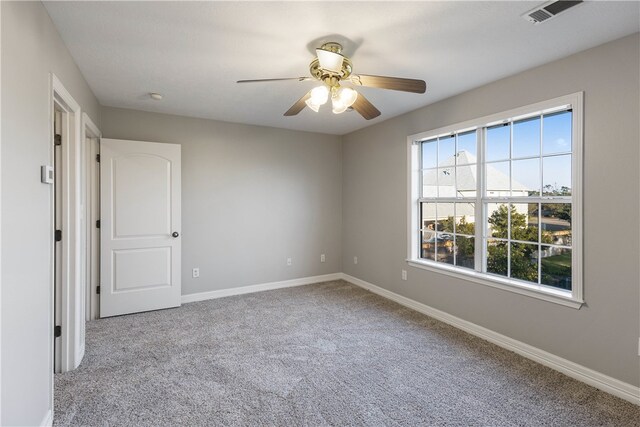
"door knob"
172,232,179,238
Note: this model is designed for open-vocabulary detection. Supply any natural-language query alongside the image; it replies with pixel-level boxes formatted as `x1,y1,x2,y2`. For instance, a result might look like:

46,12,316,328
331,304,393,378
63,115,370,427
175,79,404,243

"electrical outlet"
192,268,200,278
287,257,292,266
353,256,358,265
320,254,326,263
402,270,407,281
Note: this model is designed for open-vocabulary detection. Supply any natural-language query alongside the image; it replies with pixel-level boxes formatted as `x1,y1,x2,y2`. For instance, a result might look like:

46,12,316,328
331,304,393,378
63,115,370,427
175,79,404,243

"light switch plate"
41,165,54,184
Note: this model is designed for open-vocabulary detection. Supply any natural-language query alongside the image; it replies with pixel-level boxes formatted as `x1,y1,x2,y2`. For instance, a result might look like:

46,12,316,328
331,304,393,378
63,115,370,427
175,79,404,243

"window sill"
406,259,584,309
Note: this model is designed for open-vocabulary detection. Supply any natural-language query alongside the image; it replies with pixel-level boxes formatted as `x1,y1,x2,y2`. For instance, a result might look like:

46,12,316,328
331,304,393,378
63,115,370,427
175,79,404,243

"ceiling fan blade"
350,74,426,94
237,77,313,83
284,91,312,116
351,92,381,120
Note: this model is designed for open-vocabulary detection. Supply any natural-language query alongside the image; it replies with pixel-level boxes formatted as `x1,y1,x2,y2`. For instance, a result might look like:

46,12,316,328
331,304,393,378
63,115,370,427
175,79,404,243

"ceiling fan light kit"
331,86,358,114
305,85,329,112
305,83,358,114
238,41,426,120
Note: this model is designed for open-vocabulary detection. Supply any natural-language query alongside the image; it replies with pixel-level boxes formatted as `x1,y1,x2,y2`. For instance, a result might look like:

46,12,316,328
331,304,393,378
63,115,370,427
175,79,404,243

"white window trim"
407,92,583,309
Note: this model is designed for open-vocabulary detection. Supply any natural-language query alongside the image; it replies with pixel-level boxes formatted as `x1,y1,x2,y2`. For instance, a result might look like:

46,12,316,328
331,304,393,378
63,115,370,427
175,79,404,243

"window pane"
486,161,510,197
486,239,508,277
510,242,538,283
456,164,476,196
436,203,455,232
541,203,572,246
455,236,475,269
420,203,436,261
486,124,510,161
513,116,540,158
543,155,571,196
486,203,508,239
422,169,437,197
421,230,436,260
543,110,572,155
512,158,540,196
455,203,476,235
421,139,438,169
421,202,436,230
437,233,455,265
510,203,538,243
455,203,475,269
457,131,477,164
438,135,456,166
541,246,572,290
438,167,455,197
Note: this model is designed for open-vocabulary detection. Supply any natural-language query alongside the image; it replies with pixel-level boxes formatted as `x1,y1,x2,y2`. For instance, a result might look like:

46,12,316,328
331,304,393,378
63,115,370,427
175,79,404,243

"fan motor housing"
309,58,353,83
309,42,352,83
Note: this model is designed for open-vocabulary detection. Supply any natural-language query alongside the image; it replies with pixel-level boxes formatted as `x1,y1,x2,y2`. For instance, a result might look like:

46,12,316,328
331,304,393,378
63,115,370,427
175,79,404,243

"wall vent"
523,0,583,24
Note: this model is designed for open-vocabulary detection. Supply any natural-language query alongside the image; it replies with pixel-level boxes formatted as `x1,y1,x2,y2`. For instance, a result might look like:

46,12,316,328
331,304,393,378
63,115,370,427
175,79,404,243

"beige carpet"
54,280,639,426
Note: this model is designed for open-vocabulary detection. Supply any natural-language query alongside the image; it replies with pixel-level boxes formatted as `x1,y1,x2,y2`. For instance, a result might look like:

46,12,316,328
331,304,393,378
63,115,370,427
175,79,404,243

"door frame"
50,74,88,374
83,114,101,321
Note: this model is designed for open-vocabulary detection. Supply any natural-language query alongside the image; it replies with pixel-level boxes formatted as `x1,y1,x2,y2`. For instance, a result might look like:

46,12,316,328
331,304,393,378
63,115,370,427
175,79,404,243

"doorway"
83,136,182,320
50,74,93,374
52,90,80,374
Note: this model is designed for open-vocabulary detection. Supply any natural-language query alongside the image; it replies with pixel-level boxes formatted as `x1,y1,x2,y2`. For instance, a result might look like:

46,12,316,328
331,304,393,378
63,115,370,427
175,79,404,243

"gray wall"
0,2,100,425
100,107,343,296
342,33,640,387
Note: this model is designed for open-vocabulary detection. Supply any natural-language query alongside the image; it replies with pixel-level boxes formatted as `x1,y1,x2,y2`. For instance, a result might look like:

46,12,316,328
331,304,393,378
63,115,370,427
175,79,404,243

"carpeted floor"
54,280,639,426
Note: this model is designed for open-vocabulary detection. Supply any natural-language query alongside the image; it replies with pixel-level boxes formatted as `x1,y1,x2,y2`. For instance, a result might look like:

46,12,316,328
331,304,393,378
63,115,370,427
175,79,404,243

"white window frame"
407,92,583,309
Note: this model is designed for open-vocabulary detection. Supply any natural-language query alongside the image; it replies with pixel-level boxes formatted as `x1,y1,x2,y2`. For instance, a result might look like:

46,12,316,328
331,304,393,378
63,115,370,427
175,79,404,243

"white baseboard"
181,273,343,304
340,273,640,406
40,409,53,427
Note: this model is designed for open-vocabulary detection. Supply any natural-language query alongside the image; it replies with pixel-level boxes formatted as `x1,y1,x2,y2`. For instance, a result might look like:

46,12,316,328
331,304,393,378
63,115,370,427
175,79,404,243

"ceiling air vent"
523,0,583,24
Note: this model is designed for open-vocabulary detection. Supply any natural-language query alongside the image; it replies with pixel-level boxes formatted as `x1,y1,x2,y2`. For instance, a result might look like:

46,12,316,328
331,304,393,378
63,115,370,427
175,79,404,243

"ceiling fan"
237,42,426,120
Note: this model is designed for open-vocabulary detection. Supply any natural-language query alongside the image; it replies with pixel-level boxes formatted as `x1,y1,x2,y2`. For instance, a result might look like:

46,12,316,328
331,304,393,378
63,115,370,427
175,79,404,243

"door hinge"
55,229,62,242
96,286,101,295
96,154,100,162
96,219,100,228
54,134,62,146
54,325,62,338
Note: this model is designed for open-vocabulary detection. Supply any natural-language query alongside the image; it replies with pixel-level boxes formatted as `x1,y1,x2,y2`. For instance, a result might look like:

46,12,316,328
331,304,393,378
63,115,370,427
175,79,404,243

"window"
408,93,583,308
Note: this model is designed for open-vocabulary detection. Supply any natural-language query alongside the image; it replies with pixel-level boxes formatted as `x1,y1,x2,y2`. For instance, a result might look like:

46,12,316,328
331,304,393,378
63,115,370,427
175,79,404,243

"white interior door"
100,138,181,317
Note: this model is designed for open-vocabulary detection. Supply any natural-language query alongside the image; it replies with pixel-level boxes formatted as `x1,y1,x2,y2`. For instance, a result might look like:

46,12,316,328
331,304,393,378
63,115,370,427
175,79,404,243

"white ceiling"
44,1,639,135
